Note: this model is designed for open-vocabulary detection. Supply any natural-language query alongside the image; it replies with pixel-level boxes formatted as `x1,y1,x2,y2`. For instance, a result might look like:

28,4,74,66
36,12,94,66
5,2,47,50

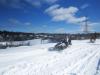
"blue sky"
0,0,100,33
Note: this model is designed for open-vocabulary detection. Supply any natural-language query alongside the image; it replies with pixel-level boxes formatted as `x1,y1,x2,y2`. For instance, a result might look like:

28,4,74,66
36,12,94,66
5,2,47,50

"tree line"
0,31,100,42
0,31,35,42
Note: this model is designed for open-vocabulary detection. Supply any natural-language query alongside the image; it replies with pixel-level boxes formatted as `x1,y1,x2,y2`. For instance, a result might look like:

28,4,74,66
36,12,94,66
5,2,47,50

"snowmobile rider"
90,32,97,43
62,39,68,47
68,36,72,45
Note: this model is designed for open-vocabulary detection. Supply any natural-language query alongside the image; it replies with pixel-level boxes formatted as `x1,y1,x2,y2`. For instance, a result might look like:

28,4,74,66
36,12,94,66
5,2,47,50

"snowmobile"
49,40,68,51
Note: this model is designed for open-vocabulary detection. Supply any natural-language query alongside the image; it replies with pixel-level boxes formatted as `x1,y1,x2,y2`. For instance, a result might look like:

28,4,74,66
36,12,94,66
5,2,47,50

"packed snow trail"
0,40,100,75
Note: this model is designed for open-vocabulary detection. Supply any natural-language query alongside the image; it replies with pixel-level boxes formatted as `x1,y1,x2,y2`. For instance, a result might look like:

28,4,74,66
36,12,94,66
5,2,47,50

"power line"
83,17,89,33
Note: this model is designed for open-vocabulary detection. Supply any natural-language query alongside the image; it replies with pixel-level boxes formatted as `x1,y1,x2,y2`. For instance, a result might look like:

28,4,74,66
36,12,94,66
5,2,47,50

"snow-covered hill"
0,40,100,75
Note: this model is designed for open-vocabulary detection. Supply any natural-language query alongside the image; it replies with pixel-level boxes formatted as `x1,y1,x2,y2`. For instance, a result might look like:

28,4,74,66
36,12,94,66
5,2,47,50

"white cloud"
81,4,89,9
8,19,21,25
31,1,41,7
45,4,100,32
88,22,100,32
55,28,66,33
0,0,58,8
88,22,100,26
45,4,86,24
8,19,32,26
44,0,58,4
42,25,47,28
30,0,58,7
45,4,60,13
25,22,32,26
0,0,23,8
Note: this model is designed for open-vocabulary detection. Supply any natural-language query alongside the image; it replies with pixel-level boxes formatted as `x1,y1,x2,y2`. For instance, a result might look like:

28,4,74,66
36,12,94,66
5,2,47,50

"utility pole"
83,17,89,33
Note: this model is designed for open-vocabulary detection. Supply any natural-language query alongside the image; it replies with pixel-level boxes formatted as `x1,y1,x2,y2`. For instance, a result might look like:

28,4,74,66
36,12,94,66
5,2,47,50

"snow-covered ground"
0,39,100,75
